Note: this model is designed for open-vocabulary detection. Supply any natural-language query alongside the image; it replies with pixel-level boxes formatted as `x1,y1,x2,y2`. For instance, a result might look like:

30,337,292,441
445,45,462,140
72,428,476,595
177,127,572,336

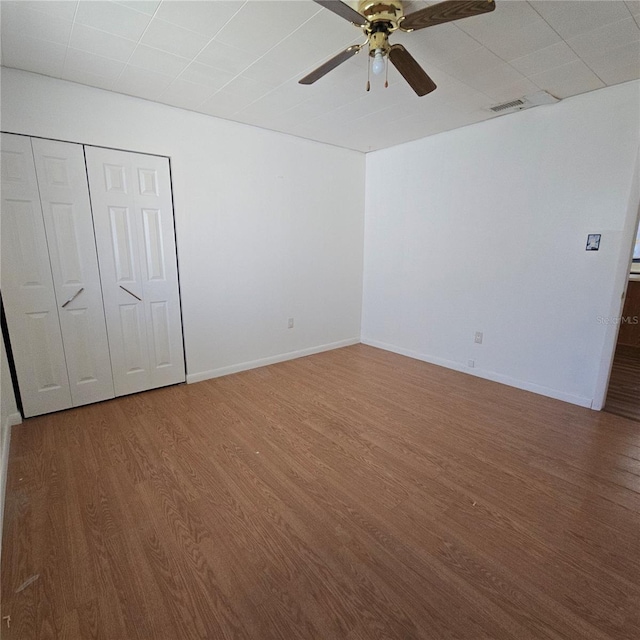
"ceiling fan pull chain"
366,52,371,91
385,55,389,89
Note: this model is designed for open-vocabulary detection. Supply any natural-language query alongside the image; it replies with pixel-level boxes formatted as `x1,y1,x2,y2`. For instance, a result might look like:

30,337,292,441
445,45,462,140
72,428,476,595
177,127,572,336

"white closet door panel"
1,133,72,417
87,154,150,396
85,146,184,396
134,156,184,388
31,138,115,407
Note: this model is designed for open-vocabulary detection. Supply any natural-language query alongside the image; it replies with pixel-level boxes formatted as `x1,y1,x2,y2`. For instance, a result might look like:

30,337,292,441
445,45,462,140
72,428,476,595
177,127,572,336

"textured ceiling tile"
154,1,242,37
581,41,640,76
565,18,640,61
463,63,528,94
1,33,66,76
60,67,117,91
200,90,255,117
220,74,275,102
460,0,542,34
235,94,291,121
114,64,175,99
254,85,304,115
265,12,361,73
196,39,257,76
19,1,78,21
179,61,237,90
482,78,542,103
393,23,483,69
509,41,579,78
530,0,630,40
128,44,190,76
241,55,299,85
529,59,606,99
283,99,332,123
2,2,73,45
115,1,160,16
594,61,640,86
64,47,126,79
75,1,152,41
214,1,321,54
157,78,215,110
459,1,561,59
481,23,562,61
141,18,209,59
68,23,138,62
436,46,505,83
263,79,312,106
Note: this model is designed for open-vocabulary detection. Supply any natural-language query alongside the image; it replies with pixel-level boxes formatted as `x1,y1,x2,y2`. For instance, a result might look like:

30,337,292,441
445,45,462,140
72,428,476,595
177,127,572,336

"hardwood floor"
605,344,640,422
2,344,640,640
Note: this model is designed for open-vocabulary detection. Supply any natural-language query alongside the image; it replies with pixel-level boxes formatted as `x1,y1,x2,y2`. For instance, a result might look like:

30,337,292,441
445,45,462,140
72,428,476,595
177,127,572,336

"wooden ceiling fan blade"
312,0,369,27
299,45,362,85
388,45,437,97
402,0,495,31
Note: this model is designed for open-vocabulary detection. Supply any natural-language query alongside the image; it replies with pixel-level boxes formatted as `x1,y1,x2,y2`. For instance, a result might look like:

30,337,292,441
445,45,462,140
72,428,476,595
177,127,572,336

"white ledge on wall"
361,338,593,409
186,338,361,384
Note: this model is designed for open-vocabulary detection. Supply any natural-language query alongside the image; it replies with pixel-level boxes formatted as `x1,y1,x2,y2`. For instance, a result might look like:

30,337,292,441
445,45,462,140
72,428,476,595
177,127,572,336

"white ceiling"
1,0,639,152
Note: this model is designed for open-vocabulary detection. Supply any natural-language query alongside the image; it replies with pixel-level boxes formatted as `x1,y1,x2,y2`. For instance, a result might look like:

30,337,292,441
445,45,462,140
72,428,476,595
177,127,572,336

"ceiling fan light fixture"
372,49,385,75
300,0,496,96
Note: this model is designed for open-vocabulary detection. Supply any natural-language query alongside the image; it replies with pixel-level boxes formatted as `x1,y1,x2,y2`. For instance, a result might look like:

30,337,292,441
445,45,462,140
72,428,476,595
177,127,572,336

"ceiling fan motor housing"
358,0,404,24
369,29,390,55
358,0,404,56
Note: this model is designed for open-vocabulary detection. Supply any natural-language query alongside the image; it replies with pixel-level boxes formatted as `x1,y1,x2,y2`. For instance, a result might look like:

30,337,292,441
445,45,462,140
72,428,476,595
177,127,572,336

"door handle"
120,285,142,301
61,287,84,308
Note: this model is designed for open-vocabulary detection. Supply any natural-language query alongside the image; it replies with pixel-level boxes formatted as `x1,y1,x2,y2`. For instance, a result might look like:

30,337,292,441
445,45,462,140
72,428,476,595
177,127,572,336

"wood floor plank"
2,344,640,639
606,345,640,422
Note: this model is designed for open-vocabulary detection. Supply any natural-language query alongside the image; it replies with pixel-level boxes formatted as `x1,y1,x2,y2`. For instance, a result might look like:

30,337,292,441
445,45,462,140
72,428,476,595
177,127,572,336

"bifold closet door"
31,138,115,408
85,147,185,396
1,133,72,417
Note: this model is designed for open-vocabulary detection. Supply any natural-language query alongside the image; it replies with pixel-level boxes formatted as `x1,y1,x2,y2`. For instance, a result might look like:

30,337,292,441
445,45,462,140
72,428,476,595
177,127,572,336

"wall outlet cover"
586,234,601,251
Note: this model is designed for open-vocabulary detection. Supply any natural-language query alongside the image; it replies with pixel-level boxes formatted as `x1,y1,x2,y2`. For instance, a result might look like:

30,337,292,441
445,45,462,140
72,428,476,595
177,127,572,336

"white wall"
1,68,365,381
1,330,20,558
362,81,640,408
1,337,18,428
1,197,22,551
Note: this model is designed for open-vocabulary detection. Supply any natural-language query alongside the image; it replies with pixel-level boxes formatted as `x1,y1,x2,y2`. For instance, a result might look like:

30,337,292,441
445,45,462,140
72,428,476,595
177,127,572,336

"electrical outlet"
468,360,475,368
474,331,483,344
288,317,294,329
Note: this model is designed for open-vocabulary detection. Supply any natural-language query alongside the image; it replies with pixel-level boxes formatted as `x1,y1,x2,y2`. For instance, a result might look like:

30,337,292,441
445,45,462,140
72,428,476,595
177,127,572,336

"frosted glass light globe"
372,49,385,75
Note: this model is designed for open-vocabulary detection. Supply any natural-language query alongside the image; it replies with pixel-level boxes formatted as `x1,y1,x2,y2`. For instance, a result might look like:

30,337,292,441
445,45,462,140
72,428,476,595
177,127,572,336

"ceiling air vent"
486,91,559,116
490,99,525,112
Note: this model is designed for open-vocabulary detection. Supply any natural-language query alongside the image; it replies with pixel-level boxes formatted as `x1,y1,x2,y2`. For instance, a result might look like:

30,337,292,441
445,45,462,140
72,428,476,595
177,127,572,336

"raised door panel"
0,133,72,417
32,138,115,407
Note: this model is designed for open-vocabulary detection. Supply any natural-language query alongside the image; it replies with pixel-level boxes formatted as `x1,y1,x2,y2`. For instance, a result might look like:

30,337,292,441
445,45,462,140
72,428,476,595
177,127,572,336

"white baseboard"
361,338,593,409
1,412,21,561
186,338,361,384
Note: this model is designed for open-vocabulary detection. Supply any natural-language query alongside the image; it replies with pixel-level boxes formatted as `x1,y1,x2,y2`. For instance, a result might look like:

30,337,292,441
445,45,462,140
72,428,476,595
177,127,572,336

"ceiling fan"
299,0,496,96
